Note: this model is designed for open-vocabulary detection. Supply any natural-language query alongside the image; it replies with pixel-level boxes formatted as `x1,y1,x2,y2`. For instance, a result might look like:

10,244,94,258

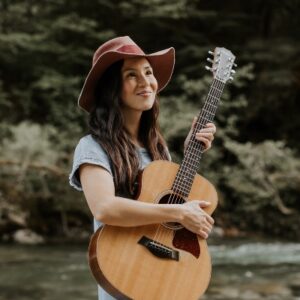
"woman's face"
120,57,158,113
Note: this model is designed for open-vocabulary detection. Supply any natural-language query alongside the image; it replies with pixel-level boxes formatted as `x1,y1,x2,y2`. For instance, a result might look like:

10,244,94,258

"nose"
138,73,149,86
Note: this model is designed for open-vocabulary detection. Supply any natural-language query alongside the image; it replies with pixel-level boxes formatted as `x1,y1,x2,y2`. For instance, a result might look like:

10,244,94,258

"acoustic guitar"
88,48,236,300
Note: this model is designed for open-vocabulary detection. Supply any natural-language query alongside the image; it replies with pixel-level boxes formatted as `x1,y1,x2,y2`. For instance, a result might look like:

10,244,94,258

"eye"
146,69,153,75
127,72,136,77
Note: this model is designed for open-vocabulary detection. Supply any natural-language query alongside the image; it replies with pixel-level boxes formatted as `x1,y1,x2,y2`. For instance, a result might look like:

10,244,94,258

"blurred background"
0,0,299,299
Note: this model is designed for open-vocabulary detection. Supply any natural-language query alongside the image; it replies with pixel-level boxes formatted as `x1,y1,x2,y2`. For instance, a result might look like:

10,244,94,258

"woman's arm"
80,164,214,239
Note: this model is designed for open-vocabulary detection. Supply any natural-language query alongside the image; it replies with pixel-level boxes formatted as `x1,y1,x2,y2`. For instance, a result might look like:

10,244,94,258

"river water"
0,239,299,300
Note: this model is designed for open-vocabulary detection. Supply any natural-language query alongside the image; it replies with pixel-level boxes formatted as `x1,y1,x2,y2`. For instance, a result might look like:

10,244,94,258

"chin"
142,102,155,111
142,106,153,111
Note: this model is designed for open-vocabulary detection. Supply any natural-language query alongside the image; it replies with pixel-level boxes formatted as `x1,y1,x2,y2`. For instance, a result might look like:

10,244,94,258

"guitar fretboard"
172,78,225,198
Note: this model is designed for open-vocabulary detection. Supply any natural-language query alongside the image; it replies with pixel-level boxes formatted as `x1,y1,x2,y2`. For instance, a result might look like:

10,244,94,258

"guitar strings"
152,79,225,245
171,79,224,202
163,79,224,242
152,79,224,245
171,79,225,198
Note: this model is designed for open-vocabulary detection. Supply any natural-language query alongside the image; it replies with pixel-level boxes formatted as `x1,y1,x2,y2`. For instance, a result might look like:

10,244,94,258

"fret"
207,92,220,101
213,81,225,94
209,86,222,96
172,190,189,199
206,100,219,110
207,93,220,103
210,85,221,93
198,115,211,124
174,168,195,182
183,157,201,172
187,140,205,153
202,106,216,117
176,169,195,182
186,148,203,161
187,161,200,174
184,150,202,163
204,100,218,110
178,169,195,182
202,108,215,118
211,83,225,96
179,162,194,174
172,76,228,197
182,159,199,172
172,183,190,197
173,182,191,195
208,89,221,99
185,147,203,161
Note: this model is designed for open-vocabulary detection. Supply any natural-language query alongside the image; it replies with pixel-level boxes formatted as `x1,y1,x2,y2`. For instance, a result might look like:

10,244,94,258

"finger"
198,200,210,207
192,116,197,128
205,214,215,225
196,132,214,141
198,230,208,239
205,122,216,128
205,122,216,129
196,136,212,149
199,127,215,134
201,220,212,231
203,224,212,234
202,123,216,134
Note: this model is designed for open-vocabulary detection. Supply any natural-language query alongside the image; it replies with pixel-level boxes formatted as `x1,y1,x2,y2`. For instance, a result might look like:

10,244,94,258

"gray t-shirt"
69,134,152,192
69,134,170,300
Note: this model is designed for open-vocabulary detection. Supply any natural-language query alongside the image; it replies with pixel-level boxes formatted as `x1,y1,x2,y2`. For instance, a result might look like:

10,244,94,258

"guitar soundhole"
159,193,186,230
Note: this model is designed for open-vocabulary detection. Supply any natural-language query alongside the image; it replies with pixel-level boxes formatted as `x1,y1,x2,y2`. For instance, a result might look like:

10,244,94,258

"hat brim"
78,47,175,113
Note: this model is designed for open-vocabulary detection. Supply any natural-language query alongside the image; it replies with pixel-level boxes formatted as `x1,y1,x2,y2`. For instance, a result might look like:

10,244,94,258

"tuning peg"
206,58,213,63
208,50,214,55
233,63,237,67
229,76,234,81
231,70,236,74
205,66,212,72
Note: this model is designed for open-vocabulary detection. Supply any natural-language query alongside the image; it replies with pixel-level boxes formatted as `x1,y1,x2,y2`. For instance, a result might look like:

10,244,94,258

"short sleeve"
69,135,113,191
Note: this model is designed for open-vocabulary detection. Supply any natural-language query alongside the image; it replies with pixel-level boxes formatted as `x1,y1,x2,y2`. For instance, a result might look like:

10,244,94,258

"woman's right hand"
180,200,214,239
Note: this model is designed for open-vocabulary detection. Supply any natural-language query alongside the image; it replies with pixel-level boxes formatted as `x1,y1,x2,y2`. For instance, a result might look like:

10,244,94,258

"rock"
288,274,300,296
244,271,254,278
209,286,240,298
13,229,44,244
210,226,224,238
7,211,27,226
241,282,292,298
240,290,261,299
224,227,245,237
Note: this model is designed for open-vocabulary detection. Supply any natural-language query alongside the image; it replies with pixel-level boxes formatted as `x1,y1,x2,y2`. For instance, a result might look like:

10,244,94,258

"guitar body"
89,160,218,300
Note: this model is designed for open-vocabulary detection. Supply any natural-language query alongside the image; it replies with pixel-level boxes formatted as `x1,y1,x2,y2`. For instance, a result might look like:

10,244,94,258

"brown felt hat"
78,36,175,113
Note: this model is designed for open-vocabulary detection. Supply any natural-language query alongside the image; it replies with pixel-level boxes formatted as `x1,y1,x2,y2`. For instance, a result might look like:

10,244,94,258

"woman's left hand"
184,117,217,152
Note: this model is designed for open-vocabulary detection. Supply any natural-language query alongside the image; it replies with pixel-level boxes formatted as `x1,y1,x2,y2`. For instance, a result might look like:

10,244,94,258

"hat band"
117,44,145,55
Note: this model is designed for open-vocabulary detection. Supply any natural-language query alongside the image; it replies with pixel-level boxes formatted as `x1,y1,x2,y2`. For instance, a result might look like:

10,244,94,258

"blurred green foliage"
0,0,299,240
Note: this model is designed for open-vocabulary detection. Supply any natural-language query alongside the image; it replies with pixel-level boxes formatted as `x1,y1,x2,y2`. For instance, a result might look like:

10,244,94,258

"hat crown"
92,36,145,65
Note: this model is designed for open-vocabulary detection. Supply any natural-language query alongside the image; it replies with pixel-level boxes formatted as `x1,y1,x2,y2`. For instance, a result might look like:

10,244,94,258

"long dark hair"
89,60,170,197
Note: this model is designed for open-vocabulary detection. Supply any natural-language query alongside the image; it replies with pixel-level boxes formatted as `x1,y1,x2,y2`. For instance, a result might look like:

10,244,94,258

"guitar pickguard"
173,228,200,258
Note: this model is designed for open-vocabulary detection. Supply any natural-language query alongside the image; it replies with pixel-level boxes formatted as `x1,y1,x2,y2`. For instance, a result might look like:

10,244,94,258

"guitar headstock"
205,47,236,83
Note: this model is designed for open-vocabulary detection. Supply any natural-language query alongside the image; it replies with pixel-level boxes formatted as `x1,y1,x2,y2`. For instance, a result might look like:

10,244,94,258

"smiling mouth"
137,91,152,96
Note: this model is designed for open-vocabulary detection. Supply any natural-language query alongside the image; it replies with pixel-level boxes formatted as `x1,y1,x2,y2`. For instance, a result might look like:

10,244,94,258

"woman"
69,36,216,300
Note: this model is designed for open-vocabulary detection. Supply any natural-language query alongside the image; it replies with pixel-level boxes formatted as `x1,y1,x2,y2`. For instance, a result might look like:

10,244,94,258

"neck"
172,78,225,198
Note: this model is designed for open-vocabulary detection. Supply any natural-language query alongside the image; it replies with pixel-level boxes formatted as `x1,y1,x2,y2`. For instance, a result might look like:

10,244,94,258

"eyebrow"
122,65,153,72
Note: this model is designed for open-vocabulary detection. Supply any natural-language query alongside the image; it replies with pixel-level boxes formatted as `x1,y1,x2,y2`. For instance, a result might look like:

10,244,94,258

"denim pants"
98,285,116,300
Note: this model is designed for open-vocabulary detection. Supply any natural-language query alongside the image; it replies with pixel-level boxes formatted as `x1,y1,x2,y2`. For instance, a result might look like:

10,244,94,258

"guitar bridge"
138,236,179,261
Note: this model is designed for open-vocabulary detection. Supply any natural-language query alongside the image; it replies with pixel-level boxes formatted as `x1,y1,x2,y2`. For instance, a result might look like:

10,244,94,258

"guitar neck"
172,78,226,197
